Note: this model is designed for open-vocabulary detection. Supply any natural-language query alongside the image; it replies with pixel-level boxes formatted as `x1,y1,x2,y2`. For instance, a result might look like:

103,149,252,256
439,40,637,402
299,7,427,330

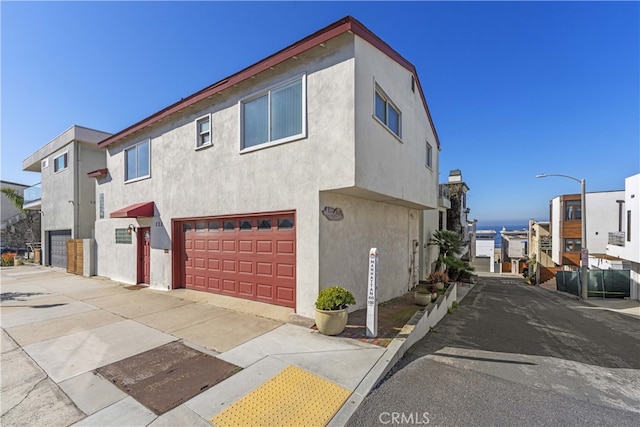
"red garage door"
179,213,296,308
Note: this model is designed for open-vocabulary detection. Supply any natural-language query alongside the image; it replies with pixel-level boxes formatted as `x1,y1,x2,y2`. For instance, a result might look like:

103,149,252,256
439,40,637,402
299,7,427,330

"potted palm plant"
315,286,356,335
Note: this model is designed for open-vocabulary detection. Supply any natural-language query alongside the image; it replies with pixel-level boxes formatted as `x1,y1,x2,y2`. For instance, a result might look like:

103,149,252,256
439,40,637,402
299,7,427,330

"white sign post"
366,248,379,338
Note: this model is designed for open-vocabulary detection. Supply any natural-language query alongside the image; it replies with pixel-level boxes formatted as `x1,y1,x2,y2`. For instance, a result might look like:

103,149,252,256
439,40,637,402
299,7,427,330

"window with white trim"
374,86,401,137
195,114,211,148
54,152,68,172
426,141,433,168
241,76,305,150
125,139,150,182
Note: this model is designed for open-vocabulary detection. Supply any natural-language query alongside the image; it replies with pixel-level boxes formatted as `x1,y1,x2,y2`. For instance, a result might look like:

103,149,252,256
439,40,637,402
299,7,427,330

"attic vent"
411,76,415,93
41,158,49,168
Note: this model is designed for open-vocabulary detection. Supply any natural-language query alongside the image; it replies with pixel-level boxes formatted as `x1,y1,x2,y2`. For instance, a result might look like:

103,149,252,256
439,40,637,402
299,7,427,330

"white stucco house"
22,125,112,267
92,16,441,318
603,173,639,300
474,229,496,273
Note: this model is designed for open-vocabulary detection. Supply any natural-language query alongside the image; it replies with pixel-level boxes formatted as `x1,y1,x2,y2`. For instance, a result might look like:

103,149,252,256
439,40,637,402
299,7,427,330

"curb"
329,282,474,426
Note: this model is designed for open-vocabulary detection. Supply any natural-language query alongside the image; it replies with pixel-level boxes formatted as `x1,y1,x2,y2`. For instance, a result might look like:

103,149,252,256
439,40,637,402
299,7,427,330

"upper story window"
54,152,68,173
125,139,150,182
195,114,211,148
565,200,581,220
241,75,306,151
374,86,401,138
426,141,433,168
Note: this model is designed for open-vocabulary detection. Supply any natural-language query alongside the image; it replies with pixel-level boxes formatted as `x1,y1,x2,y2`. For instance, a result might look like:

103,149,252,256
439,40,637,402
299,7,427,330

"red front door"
138,227,151,284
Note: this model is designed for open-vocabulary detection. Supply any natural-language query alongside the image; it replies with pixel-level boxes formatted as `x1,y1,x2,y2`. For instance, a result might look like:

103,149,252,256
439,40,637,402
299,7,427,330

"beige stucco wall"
95,33,437,317
353,37,438,210
319,191,420,312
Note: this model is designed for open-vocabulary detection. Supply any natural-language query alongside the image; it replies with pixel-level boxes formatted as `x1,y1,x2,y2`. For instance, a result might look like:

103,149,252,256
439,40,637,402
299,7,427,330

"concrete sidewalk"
0,266,469,426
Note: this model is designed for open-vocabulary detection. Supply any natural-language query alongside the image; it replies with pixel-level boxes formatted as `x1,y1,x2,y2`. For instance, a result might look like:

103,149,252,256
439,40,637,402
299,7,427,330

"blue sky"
2,1,638,225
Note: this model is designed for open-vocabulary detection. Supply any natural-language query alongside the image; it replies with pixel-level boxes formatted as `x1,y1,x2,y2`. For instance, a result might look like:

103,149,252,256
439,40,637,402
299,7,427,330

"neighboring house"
473,229,496,273
91,16,441,318
527,219,554,283
421,183,450,278
549,190,624,269
443,169,471,259
602,173,640,300
501,228,528,274
1,180,40,250
22,125,112,268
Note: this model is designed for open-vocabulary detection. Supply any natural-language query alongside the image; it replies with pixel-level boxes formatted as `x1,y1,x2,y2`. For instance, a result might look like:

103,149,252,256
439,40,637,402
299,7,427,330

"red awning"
110,202,155,218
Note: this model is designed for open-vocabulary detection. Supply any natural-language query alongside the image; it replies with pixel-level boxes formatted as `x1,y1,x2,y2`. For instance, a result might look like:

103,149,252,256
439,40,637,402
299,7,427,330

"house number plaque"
367,247,379,338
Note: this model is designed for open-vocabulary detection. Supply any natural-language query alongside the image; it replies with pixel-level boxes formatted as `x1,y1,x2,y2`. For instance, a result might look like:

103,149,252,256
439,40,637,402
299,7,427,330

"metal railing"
608,232,625,247
23,183,41,205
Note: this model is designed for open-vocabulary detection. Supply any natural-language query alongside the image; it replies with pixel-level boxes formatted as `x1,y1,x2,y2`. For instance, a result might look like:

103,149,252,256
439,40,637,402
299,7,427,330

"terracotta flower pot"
315,308,348,335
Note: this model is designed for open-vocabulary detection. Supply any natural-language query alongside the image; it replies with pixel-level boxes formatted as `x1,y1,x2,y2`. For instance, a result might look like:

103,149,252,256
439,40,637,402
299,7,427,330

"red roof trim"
87,168,108,178
98,16,440,149
110,202,155,218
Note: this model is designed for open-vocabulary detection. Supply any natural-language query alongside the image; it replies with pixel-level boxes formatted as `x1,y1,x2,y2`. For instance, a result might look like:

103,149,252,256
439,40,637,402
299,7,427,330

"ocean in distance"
476,224,528,248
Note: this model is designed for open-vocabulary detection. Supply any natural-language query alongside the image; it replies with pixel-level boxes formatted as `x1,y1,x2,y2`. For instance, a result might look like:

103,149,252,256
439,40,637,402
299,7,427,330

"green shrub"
315,286,356,310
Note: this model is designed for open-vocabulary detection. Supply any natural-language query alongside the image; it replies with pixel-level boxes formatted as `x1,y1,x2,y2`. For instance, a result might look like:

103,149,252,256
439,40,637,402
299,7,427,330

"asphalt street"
347,276,640,426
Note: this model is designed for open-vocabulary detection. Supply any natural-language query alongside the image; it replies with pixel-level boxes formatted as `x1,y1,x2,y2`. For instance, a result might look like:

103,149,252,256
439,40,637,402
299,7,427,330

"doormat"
97,341,241,415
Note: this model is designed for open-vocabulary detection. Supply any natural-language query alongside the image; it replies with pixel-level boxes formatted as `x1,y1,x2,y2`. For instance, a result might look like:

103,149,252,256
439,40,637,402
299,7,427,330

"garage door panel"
238,281,254,296
193,275,206,289
194,239,206,250
276,264,294,279
239,261,253,274
256,283,273,299
256,241,272,254
276,240,294,254
207,239,220,251
207,277,220,291
222,259,236,272
181,213,295,309
239,240,253,253
222,279,236,292
277,287,294,303
222,240,236,252
257,262,273,276
208,258,220,270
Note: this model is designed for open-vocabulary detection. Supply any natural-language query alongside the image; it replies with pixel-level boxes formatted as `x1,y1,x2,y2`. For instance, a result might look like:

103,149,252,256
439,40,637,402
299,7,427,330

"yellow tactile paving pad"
211,365,351,427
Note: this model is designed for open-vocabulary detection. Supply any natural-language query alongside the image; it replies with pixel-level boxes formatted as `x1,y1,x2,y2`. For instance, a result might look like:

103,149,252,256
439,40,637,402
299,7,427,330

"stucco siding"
353,36,437,209
77,145,105,239
95,36,357,315
319,191,419,314
585,191,625,254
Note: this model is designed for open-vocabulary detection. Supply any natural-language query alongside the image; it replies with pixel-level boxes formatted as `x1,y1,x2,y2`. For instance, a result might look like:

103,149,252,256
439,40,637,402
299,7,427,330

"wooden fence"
66,239,83,275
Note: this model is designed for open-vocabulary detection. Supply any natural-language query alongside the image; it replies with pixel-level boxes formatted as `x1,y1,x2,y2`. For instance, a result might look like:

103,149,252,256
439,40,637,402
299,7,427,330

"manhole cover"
97,341,241,414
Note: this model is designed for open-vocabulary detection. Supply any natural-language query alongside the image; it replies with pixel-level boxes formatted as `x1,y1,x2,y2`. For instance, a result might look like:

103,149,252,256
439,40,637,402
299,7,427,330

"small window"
240,220,253,230
278,218,294,229
565,200,581,221
183,223,193,233
627,210,631,242
374,86,401,138
196,221,206,232
223,221,235,231
258,219,272,230
115,228,132,244
564,238,581,252
99,193,104,219
195,115,211,148
54,152,68,172
41,158,49,169
426,141,433,168
208,221,220,231
125,140,150,182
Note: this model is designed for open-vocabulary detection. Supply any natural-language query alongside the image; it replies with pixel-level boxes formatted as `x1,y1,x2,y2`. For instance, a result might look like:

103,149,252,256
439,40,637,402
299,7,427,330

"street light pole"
536,173,588,300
